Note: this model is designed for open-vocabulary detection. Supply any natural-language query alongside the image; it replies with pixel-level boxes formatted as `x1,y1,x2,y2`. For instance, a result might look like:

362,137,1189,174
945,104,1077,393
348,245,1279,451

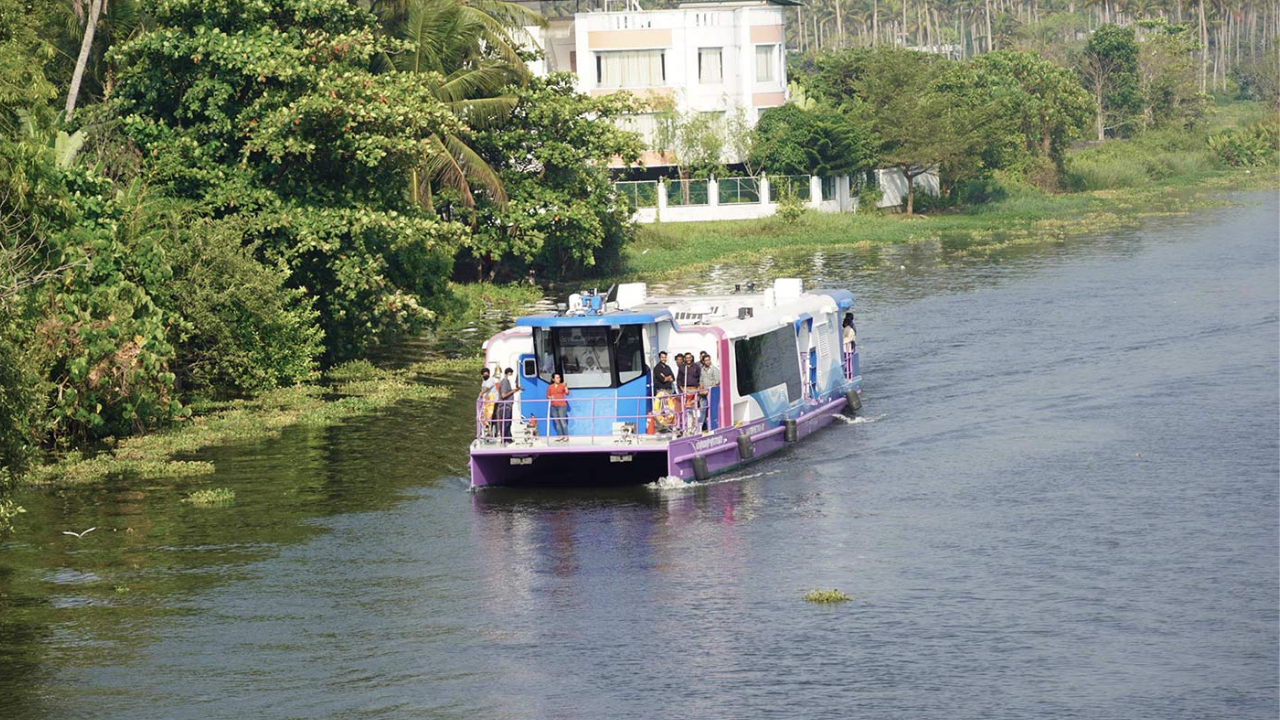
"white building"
523,0,797,167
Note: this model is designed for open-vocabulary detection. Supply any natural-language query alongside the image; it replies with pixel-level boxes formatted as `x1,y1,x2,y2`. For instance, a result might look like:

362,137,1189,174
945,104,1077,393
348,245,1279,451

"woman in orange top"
547,372,570,441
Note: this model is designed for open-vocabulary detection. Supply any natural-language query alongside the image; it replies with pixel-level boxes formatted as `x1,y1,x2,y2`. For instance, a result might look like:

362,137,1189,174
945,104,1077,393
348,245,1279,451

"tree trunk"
1199,0,1208,94
800,7,807,52
905,172,916,215
873,0,879,45
65,0,104,121
1096,91,1105,141
836,0,845,48
985,0,994,52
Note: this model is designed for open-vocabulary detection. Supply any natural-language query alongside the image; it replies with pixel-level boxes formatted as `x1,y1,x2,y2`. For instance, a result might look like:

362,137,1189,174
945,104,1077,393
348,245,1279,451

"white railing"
477,392,719,445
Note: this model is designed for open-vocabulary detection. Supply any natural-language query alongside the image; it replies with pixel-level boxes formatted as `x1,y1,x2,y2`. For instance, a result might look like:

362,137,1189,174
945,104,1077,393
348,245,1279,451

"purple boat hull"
469,395,850,488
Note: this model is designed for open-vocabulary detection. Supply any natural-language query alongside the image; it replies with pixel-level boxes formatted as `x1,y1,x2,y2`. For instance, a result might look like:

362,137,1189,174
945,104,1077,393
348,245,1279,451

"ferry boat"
469,279,862,488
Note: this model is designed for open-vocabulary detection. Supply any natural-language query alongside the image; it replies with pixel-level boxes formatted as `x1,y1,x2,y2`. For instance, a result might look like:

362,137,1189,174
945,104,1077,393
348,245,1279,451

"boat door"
795,315,815,400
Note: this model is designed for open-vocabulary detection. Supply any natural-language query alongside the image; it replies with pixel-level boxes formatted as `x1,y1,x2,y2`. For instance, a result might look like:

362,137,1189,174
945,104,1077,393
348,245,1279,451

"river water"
1,193,1277,720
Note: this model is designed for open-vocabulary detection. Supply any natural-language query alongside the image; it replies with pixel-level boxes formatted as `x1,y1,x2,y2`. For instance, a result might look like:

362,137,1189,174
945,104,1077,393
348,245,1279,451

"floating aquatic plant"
182,488,236,507
804,588,853,604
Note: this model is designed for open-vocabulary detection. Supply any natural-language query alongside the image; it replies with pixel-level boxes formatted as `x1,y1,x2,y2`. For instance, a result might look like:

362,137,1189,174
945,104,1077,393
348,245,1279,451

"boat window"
533,327,557,382
613,325,645,385
556,327,613,388
533,325,646,388
735,327,802,401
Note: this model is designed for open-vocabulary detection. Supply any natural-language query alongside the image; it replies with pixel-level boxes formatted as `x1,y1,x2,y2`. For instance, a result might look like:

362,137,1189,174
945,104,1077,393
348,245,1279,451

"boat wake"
645,468,782,491
831,413,881,425
647,475,692,490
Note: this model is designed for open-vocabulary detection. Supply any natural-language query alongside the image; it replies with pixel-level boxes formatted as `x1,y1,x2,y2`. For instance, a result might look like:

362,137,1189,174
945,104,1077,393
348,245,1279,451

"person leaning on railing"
698,351,718,431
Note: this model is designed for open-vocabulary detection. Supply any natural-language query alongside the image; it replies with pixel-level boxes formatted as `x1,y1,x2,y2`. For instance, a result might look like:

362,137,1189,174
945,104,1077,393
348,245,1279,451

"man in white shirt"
698,352,719,431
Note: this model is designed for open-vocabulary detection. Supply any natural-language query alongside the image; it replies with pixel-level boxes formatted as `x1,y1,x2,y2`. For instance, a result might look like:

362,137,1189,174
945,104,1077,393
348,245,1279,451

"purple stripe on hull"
666,396,848,481
469,396,852,488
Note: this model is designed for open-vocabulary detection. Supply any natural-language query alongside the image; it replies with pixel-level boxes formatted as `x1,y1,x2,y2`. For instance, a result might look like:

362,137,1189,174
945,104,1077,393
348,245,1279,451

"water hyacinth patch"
803,588,853,604
183,488,235,507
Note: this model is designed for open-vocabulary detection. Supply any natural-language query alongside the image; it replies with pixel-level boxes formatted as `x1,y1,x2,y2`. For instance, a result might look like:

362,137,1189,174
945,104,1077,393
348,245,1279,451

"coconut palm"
386,0,543,209
60,0,142,119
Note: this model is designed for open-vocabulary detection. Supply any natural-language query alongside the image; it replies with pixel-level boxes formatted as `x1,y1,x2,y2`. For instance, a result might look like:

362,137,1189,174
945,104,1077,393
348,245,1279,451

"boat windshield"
534,326,646,388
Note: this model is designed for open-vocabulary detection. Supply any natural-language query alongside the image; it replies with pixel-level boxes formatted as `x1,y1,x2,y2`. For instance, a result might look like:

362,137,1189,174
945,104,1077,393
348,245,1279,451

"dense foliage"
463,75,644,280
0,0,634,496
750,103,875,178
109,0,466,360
1207,121,1280,167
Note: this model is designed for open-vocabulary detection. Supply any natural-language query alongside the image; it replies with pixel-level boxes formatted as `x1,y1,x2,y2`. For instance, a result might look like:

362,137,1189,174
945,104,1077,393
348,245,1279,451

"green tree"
465,74,642,280
749,102,875,178
387,0,542,210
812,47,985,213
1078,24,1141,140
962,50,1092,165
29,174,184,442
1135,20,1207,129
158,216,324,397
654,106,730,185
109,0,467,360
1234,54,1280,107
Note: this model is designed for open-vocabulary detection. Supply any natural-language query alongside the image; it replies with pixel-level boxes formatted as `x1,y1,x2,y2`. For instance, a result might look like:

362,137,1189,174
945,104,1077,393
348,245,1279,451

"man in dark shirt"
496,368,520,442
653,351,674,394
677,354,702,433
678,353,701,390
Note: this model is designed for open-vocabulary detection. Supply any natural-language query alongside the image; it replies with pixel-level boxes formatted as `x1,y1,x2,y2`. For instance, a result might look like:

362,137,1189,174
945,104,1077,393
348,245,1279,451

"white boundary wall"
625,169,939,224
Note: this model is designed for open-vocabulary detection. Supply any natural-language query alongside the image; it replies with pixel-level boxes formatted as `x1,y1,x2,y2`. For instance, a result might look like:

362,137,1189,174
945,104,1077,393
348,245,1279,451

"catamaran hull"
469,395,850,489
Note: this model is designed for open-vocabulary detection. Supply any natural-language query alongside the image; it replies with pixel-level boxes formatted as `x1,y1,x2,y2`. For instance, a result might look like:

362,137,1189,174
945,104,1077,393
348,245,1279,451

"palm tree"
386,0,543,210
62,0,142,120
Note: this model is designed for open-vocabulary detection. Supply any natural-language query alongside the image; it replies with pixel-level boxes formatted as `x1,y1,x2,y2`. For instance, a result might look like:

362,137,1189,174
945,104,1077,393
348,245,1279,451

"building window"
596,50,665,89
617,113,659,142
755,44,778,83
698,47,723,84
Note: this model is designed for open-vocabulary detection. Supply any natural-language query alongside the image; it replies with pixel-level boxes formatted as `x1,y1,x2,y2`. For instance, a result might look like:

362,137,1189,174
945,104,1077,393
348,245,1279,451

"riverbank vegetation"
630,98,1274,276
0,0,629,517
23,355,473,488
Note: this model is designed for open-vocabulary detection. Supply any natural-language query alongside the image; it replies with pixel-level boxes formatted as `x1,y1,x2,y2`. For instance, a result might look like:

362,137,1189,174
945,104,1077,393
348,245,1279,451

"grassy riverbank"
23,356,478,487
627,102,1277,277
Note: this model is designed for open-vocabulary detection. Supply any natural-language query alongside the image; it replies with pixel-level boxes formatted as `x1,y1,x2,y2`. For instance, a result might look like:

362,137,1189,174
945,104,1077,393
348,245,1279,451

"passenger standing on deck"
678,353,702,433
478,367,497,437
653,351,674,394
496,368,520,442
699,351,719,431
843,313,857,353
547,372,570,441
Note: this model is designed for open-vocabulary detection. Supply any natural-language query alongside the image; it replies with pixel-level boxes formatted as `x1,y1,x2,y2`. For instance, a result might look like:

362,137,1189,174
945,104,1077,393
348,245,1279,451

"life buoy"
653,391,677,429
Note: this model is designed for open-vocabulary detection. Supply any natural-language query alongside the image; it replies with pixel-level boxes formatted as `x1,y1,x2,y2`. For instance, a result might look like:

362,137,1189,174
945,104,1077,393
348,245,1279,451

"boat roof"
512,288,854,338
515,309,672,327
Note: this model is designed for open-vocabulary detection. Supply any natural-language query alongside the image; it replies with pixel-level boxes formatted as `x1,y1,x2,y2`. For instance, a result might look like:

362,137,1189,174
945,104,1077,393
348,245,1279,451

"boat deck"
469,430,699,454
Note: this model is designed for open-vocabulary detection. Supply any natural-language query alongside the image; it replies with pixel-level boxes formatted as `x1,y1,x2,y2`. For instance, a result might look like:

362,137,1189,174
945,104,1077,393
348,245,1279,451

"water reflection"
469,481,755,612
